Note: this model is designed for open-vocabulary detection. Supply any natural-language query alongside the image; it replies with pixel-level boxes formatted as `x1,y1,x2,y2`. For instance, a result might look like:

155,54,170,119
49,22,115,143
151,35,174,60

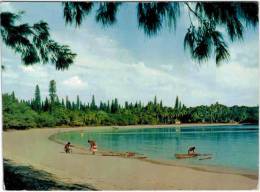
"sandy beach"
3,125,258,190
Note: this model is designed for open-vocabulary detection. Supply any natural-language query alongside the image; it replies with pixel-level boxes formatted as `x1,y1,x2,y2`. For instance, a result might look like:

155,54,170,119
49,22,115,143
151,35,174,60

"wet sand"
3,125,258,190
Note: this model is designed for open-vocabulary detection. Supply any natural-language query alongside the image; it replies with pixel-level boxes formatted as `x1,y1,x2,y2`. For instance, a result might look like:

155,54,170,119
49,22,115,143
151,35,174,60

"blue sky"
1,2,259,107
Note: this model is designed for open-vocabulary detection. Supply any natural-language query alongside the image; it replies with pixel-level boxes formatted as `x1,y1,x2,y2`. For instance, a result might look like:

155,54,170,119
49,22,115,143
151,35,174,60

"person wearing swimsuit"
88,140,97,155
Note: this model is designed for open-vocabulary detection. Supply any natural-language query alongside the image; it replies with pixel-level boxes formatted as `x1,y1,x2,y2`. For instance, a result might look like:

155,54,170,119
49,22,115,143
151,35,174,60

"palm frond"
184,26,196,56
1,11,76,69
21,44,40,65
95,2,120,26
137,3,163,36
0,12,21,28
215,41,230,65
47,40,76,70
237,2,258,27
193,38,211,63
63,2,93,26
227,17,244,41
63,2,73,24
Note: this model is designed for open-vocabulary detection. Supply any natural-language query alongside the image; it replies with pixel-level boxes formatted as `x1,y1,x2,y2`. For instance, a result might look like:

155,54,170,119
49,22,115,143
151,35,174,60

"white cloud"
44,27,259,106
216,63,258,90
0,2,15,12
229,39,259,69
20,66,35,73
1,6,258,107
62,76,85,89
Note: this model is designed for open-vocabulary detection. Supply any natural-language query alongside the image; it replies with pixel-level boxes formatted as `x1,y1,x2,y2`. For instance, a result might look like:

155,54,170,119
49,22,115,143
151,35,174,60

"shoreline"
3,124,258,190
5,122,241,132
50,135,258,179
49,125,258,178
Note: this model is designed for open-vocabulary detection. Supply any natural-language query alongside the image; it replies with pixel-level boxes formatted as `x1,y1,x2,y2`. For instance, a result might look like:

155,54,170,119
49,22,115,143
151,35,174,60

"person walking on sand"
64,142,73,153
88,140,97,155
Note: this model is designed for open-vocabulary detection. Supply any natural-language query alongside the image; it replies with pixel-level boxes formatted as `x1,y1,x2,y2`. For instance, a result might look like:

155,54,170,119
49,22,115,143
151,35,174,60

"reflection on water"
56,125,259,171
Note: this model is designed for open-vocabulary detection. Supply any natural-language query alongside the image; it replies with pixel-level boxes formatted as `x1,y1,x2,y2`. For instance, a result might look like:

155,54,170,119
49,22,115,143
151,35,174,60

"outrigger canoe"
175,153,212,159
175,153,198,159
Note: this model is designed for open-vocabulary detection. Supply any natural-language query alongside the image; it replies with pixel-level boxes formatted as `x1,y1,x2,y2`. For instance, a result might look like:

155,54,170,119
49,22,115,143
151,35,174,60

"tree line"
3,80,258,130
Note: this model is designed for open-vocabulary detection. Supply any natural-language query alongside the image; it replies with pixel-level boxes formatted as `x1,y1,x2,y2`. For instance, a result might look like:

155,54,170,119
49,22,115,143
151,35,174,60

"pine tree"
43,97,49,111
154,96,157,106
160,100,163,108
90,95,97,110
76,95,80,110
134,101,138,108
11,91,16,101
56,97,60,106
72,101,76,110
114,98,119,112
99,101,103,110
66,96,71,109
80,102,85,111
125,101,129,109
111,100,115,113
49,80,57,104
34,85,41,111
107,100,110,112
61,98,65,108
138,101,142,109
174,96,179,109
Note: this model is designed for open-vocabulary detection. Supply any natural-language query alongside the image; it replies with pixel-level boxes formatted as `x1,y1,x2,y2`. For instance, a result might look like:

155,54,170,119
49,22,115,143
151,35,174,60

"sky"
1,2,259,107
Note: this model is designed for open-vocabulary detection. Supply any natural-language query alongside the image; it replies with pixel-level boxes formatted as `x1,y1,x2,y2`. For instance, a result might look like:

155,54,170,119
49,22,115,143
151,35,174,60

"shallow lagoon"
56,125,259,171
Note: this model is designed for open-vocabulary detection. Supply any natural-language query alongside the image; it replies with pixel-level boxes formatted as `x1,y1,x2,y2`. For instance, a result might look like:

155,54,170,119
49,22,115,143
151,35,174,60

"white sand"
3,126,258,190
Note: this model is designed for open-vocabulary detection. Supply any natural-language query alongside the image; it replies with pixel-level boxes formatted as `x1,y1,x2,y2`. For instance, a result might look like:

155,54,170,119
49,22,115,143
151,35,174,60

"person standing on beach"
64,142,73,153
88,140,97,155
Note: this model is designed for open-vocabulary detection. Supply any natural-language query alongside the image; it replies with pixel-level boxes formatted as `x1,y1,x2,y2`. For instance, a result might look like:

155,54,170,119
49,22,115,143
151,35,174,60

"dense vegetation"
2,80,258,130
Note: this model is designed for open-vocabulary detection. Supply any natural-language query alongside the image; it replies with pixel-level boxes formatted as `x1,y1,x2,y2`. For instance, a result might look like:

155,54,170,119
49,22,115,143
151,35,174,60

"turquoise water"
55,125,259,171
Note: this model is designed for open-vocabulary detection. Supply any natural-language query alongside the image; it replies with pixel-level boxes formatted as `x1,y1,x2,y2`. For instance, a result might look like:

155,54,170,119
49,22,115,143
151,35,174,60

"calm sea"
55,125,259,171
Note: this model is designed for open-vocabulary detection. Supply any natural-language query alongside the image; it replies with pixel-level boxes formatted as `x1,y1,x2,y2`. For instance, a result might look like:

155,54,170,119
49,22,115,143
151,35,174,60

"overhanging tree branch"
1,12,76,70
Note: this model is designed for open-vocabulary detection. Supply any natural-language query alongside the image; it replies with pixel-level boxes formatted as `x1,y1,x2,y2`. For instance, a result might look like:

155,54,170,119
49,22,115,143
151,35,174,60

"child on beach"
88,140,97,155
64,142,73,153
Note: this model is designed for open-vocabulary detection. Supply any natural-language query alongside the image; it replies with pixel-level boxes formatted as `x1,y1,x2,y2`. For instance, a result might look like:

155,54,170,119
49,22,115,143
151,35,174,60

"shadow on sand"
3,159,96,190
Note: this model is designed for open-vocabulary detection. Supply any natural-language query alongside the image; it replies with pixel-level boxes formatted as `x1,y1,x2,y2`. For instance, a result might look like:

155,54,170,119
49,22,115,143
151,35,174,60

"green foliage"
3,94,37,130
137,2,180,36
63,2,93,26
49,80,57,104
90,95,97,110
31,85,41,111
52,107,70,126
61,2,258,65
96,2,121,26
36,112,56,127
0,12,76,70
174,96,179,109
2,87,259,130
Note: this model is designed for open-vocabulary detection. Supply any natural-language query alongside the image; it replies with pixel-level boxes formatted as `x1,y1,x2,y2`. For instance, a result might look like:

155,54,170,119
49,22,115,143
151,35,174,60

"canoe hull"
175,154,198,159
